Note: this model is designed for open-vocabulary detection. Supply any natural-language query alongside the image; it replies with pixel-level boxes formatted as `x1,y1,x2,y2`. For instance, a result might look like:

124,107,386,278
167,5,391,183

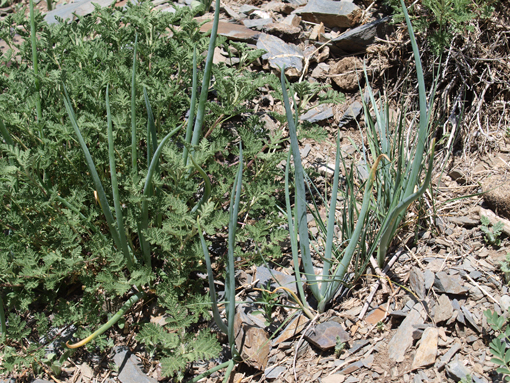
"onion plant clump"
281,0,436,316
0,0,287,378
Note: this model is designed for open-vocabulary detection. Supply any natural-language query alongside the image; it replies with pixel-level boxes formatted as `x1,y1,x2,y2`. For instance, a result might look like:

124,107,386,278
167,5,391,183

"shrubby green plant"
280,0,435,315
484,308,510,381
480,215,504,246
387,0,497,55
0,0,289,378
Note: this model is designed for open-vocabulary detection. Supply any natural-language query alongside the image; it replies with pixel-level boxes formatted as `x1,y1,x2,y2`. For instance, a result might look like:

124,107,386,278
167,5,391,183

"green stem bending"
189,360,233,383
66,291,146,349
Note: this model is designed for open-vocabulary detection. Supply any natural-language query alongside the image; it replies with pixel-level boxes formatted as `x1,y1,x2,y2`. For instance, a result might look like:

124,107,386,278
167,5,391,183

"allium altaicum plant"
280,0,436,316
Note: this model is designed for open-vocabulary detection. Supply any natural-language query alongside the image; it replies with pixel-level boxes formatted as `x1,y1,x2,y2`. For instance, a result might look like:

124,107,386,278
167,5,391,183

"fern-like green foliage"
0,0,297,377
387,0,496,55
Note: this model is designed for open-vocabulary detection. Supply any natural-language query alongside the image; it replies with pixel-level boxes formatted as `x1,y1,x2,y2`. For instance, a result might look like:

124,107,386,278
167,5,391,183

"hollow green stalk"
106,85,135,269
67,291,145,348
29,0,42,137
188,0,220,164
131,33,138,176
182,47,198,165
63,87,132,269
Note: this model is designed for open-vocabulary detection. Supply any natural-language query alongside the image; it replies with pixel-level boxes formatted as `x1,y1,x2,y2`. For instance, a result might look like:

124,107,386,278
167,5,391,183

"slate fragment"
436,341,461,370
265,365,286,379
388,306,425,362
45,0,115,24
200,21,260,42
294,0,361,28
330,17,390,53
337,101,362,127
300,104,334,123
433,271,468,295
263,23,302,40
257,33,304,77
461,306,481,332
434,294,454,323
273,314,309,345
243,18,273,30
305,320,350,350
446,361,471,382
411,327,438,370
113,346,157,383
234,310,271,370
409,267,426,300
254,265,297,294
424,269,435,290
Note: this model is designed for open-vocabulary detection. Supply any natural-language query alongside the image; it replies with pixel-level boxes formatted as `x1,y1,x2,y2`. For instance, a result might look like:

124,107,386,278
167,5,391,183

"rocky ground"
1,0,510,382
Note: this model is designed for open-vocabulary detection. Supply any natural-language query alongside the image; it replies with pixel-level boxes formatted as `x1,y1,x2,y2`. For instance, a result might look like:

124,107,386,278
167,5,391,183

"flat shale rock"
411,327,438,370
254,265,297,293
330,16,390,53
263,23,302,40
294,0,361,28
200,21,260,42
446,361,472,382
433,271,468,295
234,311,271,370
273,314,309,345
482,174,510,219
330,57,363,92
305,320,350,350
388,305,425,362
45,0,115,24
300,104,334,123
113,346,156,383
337,101,362,127
434,294,454,323
257,33,304,76
409,267,426,300
243,18,273,30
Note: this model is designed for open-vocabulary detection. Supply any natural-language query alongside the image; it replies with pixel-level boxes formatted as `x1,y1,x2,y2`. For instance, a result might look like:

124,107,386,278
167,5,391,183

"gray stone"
411,327,438,370
300,104,334,123
264,365,286,379
257,33,304,77
284,14,302,27
294,0,361,28
337,101,362,127
434,294,453,323
239,4,259,15
286,0,307,5
424,270,435,290
45,0,116,24
434,271,468,295
300,144,312,158
200,21,260,42
113,346,157,383
243,18,273,30
263,23,302,40
305,320,350,350
436,341,461,370
330,17,390,53
311,62,330,79
461,306,481,332
409,267,426,300
388,306,425,362
273,314,309,345
254,266,297,294
446,361,471,382
500,295,510,316
347,339,370,355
